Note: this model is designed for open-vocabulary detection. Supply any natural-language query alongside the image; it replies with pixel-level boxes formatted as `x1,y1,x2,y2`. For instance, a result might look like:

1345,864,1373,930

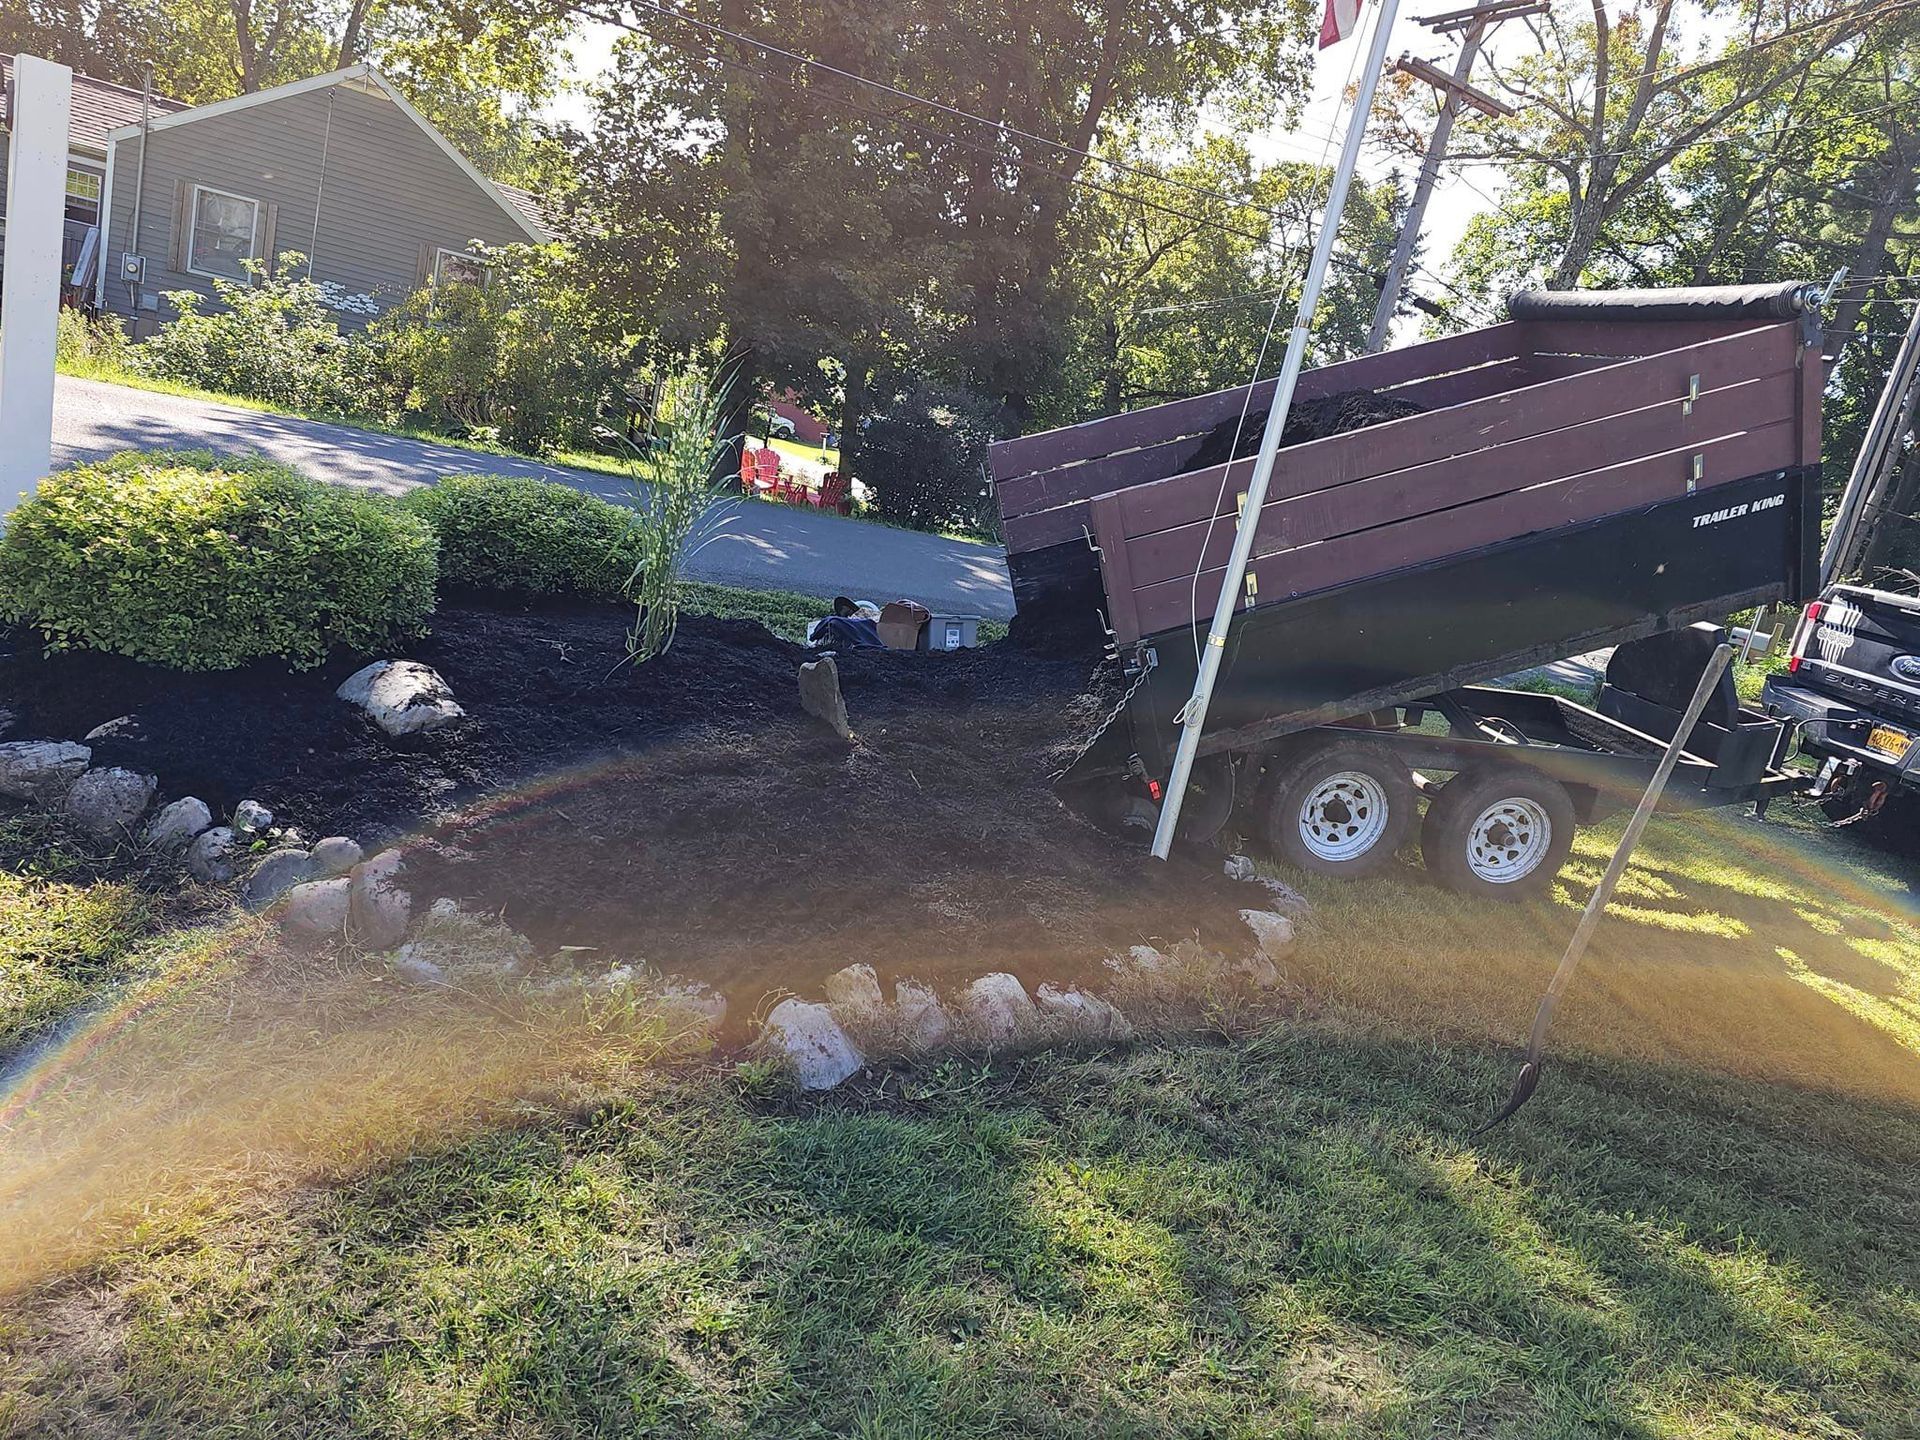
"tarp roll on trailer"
1507,281,1818,323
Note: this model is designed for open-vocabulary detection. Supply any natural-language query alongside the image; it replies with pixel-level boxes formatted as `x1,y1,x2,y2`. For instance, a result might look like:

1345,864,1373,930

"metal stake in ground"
1477,641,1735,1132
1151,0,1404,860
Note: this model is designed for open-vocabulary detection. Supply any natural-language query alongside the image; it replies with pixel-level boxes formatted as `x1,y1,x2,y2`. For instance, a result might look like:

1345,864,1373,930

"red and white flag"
1320,0,1364,47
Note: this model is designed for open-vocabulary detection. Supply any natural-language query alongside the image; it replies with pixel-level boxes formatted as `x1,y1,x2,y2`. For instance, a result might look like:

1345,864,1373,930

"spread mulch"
0,600,1257,999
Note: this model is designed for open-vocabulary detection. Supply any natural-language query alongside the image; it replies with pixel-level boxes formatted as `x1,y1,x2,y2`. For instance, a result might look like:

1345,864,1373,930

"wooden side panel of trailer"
996,319,1816,644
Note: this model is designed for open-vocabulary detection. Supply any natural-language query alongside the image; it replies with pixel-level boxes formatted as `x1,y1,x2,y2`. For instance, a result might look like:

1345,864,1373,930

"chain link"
1051,651,1156,784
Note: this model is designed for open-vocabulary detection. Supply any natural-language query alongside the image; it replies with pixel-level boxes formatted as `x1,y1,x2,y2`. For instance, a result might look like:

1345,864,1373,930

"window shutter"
169,180,189,273
415,242,434,290
256,202,278,277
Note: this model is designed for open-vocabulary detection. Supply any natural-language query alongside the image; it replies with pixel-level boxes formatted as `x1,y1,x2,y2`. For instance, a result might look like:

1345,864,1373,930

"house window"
65,168,102,227
433,248,490,288
186,184,259,281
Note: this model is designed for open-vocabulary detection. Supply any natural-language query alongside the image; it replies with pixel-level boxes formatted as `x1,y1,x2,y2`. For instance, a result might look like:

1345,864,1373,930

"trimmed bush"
398,474,645,599
0,451,437,671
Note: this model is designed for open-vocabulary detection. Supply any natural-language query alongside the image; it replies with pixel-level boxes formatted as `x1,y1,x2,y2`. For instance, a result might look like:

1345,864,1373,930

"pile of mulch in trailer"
1004,388,1430,658
0,600,1258,994
1182,389,1430,474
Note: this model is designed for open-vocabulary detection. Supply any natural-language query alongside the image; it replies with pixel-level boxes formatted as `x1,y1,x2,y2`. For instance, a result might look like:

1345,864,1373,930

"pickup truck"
1763,584,1920,817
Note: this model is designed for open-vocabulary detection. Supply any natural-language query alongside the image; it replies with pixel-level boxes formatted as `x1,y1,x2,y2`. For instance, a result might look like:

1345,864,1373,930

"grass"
0,700,1915,1434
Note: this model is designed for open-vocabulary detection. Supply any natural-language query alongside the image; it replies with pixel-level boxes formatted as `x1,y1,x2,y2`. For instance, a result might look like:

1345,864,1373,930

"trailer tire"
1421,767,1575,901
1257,738,1414,877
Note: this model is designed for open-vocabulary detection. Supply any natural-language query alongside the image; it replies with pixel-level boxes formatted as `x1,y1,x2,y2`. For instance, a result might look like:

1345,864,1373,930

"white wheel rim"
1465,797,1553,883
1297,770,1392,862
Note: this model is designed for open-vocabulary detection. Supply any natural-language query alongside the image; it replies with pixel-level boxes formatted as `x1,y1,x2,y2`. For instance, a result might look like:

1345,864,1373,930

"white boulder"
338,661,466,737
281,878,352,941
309,836,364,877
1035,984,1133,1042
761,999,864,1089
892,979,953,1052
231,799,274,836
244,849,313,910
1239,909,1297,961
961,972,1041,1048
0,741,90,803
63,767,156,835
184,826,239,884
349,849,412,948
144,796,213,852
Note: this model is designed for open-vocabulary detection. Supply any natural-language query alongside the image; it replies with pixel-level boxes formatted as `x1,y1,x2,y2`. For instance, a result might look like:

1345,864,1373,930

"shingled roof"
1,54,189,156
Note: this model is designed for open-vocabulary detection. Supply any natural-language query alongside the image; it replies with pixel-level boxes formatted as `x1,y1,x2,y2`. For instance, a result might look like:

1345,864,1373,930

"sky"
543,1,1510,342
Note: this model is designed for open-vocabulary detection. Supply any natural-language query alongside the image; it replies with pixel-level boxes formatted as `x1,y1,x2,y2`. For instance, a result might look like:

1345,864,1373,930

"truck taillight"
1785,600,1824,674
1805,601,1825,625
1787,655,1802,673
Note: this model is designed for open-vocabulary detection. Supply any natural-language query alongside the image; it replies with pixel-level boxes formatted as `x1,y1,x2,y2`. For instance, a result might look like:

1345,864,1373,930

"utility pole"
1825,297,1920,586
1365,0,1543,352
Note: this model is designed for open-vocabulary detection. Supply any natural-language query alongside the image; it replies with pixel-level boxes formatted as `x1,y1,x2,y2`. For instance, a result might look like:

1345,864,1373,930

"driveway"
50,376,1014,618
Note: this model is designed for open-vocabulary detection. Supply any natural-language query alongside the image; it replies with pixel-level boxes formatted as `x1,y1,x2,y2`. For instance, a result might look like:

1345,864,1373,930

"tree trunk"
1826,145,1919,359
838,357,870,487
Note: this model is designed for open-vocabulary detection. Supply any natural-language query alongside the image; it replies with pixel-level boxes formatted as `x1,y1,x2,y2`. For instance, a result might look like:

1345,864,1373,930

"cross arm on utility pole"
1364,0,1542,352
1392,54,1514,117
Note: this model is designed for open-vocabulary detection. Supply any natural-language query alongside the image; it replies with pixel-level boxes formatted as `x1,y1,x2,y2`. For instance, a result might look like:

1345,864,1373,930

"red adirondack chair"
814,470,850,514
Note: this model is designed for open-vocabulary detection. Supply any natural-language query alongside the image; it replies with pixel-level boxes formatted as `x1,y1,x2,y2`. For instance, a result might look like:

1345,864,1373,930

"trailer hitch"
1477,643,1735,1134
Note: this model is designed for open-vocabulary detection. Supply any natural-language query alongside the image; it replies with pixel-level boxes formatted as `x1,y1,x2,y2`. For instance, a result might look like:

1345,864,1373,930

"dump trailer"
990,283,1826,898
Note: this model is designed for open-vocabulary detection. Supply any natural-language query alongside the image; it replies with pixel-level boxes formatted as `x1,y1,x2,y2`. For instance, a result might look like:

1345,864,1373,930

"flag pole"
1151,0,1403,859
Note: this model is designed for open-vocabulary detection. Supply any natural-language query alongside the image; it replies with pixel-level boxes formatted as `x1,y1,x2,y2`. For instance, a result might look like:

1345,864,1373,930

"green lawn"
1,670,1916,1435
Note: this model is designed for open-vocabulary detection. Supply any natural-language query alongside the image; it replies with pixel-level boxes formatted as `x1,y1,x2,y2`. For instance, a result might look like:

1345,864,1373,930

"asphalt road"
50,375,1014,617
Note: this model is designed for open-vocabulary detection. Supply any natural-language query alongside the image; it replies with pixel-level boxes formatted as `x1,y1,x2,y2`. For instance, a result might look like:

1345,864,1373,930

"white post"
0,55,74,517
1150,0,1402,858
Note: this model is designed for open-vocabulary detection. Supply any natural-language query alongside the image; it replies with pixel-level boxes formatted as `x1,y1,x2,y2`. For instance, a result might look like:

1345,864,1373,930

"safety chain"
1051,649,1156,784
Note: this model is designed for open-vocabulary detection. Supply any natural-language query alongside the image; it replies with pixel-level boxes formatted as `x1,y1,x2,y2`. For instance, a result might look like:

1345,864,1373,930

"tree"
1050,127,1404,424
569,0,1316,454
1426,0,1896,290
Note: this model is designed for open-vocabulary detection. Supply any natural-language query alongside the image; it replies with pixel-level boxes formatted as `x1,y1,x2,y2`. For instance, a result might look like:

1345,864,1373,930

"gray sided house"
90,63,549,334
0,55,188,294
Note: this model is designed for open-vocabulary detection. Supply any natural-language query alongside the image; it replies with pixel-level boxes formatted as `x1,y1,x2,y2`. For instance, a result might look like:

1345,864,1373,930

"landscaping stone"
281,878,352,941
349,849,412,949
0,740,90,804
83,715,140,742
390,953,451,987
231,799,274,836
244,849,313,910
797,657,853,740
1035,984,1133,1042
761,999,864,1090
64,767,157,835
823,963,885,1017
184,826,238,884
338,660,466,737
1224,854,1310,913
1223,853,1259,884
1122,943,1172,976
892,979,953,1053
659,981,727,1028
961,972,1041,1048
1239,909,1297,961
389,904,532,982
309,836,364,877
144,796,213,852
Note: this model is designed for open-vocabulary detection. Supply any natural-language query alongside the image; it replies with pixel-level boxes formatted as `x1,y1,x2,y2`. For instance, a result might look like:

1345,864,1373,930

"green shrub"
372,243,634,454
136,254,380,414
0,451,437,671
55,309,136,376
398,474,645,599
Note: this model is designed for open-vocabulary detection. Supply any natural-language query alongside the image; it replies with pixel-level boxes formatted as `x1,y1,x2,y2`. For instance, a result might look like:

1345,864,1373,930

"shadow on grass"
6,1027,1919,1438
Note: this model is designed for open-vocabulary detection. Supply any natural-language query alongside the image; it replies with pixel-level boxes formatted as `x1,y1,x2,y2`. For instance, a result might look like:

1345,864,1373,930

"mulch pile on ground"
0,599,1258,1000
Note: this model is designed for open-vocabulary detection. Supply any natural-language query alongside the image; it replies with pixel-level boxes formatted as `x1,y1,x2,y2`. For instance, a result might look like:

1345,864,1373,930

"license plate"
1867,725,1912,760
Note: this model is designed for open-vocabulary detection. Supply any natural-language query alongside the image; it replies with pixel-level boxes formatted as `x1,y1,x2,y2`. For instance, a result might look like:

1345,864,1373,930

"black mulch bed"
0,601,1258,998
